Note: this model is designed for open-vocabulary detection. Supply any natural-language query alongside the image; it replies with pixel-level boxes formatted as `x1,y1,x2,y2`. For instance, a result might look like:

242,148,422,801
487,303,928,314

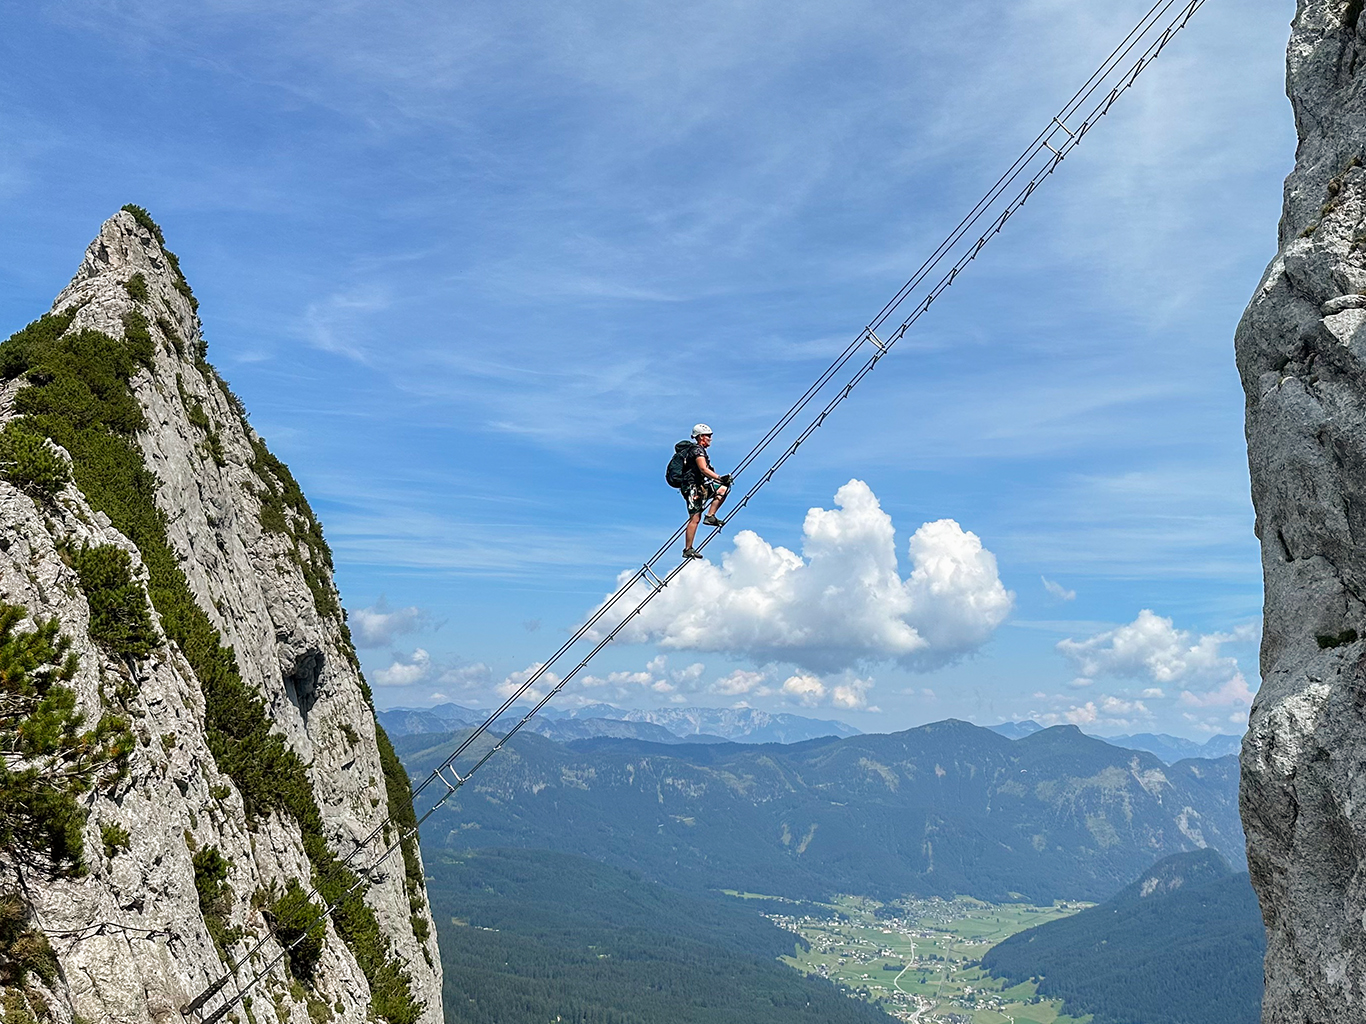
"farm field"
732,891,1094,1024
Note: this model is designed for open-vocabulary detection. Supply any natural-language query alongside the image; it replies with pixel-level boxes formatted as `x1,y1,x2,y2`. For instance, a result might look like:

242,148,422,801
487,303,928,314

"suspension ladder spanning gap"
187,1,1207,1019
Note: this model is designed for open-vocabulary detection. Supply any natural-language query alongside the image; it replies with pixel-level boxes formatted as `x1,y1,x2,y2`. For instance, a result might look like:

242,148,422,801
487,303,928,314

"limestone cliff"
0,210,441,1023
1237,1,1366,1020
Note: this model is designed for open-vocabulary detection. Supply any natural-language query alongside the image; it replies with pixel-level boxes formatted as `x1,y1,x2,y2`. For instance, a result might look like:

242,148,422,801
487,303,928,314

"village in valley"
734,892,1092,1024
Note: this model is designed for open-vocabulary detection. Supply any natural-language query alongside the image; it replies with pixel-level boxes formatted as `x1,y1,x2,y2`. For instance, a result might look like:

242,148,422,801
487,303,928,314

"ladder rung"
439,765,467,791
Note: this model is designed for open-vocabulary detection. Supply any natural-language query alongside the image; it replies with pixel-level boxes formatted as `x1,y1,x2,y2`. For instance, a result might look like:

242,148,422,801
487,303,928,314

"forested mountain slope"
983,850,1264,1024
398,719,1241,903
426,847,896,1024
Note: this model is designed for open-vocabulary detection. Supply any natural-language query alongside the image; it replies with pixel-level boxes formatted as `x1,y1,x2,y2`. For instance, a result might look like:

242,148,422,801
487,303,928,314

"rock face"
1237,2,1366,1020
0,211,441,1023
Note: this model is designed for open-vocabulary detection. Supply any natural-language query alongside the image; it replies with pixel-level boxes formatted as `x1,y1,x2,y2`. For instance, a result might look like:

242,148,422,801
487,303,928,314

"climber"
667,423,731,559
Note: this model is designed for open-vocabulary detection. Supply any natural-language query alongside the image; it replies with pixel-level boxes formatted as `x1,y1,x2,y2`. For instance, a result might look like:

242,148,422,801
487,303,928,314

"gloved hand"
718,474,733,486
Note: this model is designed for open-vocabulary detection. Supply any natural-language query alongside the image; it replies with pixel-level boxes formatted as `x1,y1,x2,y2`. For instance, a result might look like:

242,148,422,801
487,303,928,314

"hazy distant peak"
377,701,860,745
1091,731,1242,764
989,721,1241,765
988,720,1044,739
614,706,861,743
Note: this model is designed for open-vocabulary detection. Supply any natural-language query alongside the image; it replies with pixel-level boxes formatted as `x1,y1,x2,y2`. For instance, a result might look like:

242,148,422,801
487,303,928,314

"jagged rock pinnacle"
0,210,442,1023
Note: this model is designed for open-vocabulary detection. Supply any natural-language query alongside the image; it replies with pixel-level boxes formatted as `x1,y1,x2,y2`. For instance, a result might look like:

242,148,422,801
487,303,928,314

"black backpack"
665,440,694,489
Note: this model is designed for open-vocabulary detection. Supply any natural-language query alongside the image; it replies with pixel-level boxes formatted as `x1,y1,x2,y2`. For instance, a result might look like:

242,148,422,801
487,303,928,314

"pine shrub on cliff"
0,605,129,875
65,544,159,660
0,423,70,505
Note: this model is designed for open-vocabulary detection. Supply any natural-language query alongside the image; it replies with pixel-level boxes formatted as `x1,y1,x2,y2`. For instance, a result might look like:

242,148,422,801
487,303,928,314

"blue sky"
0,0,1295,738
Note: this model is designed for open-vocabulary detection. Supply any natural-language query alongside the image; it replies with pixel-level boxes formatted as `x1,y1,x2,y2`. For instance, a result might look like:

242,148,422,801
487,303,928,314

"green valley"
750,892,1091,1023
399,727,1256,1023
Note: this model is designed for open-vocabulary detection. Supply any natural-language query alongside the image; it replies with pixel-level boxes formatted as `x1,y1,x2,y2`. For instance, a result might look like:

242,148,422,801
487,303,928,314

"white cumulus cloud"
711,668,768,696
373,648,432,687
593,480,1012,673
1037,693,1152,730
438,663,493,689
351,597,430,647
703,666,874,710
1179,675,1255,708
831,675,874,710
496,662,562,703
579,656,707,700
1057,609,1255,708
781,674,826,706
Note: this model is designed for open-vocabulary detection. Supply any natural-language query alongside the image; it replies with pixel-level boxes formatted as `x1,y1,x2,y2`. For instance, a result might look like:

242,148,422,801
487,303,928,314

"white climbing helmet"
691,423,713,438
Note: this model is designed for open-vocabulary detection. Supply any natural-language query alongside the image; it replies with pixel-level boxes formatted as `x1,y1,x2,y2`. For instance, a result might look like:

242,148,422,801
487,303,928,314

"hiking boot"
682,547,703,559
703,514,725,528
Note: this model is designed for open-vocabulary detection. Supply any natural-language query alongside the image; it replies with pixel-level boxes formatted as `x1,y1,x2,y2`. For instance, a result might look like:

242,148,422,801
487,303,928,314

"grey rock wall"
1237,1,1366,1020
0,211,441,1023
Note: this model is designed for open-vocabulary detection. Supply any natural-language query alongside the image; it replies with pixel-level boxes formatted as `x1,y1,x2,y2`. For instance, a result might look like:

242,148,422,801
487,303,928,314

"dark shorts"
683,479,724,516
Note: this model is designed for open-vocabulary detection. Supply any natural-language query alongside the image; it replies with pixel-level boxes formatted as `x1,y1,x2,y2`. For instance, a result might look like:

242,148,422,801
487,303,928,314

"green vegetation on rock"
0,580,129,1019
155,316,184,358
99,821,129,859
0,423,70,505
0,220,421,1021
120,310,155,367
0,887,57,1007
264,879,326,983
123,273,148,304
66,544,159,660
178,377,225,467
120,205,198,314
0,604,129,875
250,437,339,620
1316,627,1358,649
376,727,431,957
194,845,243,959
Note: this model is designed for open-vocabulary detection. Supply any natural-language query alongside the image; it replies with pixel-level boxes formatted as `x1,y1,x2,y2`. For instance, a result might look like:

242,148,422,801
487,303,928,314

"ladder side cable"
187,2,1208,1018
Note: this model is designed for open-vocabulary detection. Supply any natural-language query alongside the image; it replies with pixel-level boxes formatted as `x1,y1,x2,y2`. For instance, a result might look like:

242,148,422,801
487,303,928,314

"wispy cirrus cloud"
1041,576,1076,601
3,0,1289,737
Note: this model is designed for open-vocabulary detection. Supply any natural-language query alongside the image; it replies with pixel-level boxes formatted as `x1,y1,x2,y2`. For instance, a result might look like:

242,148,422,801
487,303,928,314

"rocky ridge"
1236,0,1366,1020
0,211,440,1023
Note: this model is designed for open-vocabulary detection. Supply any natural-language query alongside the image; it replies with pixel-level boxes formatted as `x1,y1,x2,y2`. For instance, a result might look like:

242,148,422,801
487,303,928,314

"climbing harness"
185,0,1209,1018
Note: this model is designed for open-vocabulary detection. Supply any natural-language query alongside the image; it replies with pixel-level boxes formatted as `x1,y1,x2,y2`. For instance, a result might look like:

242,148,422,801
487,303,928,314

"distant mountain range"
989,721,1242,764
377,702,861,745
380,704,1240,764
983,848,1264,1024
398,719,1242,903
1100,731,1242,762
